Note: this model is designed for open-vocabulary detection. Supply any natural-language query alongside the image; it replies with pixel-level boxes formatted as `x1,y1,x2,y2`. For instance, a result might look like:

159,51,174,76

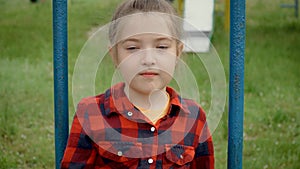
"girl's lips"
140,72,158,75
139,71,159,77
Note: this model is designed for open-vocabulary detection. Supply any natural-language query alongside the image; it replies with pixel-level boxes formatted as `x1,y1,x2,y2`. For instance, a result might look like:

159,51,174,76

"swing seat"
182,0,214,53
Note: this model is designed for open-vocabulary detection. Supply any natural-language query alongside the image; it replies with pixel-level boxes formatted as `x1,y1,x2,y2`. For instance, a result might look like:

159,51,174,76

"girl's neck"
124,85,169,111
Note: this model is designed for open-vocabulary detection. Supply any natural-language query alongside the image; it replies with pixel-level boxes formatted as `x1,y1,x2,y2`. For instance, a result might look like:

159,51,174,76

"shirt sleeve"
60,114,97,169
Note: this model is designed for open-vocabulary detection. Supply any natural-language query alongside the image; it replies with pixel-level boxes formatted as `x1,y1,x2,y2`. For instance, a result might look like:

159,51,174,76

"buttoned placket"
124,110,162,168
145,123,159,167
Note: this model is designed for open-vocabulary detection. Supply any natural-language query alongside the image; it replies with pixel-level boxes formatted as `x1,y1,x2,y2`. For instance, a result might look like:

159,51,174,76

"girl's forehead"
115,13,174,43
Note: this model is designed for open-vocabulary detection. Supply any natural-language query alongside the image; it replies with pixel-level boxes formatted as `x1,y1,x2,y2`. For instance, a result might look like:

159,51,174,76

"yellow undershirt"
135,93,170,125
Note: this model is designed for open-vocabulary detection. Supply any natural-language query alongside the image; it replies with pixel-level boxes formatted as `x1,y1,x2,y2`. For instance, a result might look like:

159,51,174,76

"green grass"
0,0,299,168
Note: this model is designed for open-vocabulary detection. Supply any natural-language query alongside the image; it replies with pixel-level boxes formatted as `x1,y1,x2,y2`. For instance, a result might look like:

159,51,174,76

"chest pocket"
164,144,195,168
95,141,142,168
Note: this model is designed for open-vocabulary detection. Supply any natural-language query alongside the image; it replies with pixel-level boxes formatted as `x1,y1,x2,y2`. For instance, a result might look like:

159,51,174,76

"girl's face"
110,14,183,95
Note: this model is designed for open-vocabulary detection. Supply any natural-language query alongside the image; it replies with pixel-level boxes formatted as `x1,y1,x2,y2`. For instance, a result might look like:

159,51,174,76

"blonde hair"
109,0,182,44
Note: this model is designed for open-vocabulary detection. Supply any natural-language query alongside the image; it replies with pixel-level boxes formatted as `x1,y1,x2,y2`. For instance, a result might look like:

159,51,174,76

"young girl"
61,0,214,168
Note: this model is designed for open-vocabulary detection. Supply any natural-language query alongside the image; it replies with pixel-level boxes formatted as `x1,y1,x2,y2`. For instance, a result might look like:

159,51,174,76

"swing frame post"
53,0,69,168
228,0,246,168
51,0,247,168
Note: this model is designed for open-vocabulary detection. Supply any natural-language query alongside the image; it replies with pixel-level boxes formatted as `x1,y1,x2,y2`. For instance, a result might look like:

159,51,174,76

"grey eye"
157,45,169,49
127,46,138,50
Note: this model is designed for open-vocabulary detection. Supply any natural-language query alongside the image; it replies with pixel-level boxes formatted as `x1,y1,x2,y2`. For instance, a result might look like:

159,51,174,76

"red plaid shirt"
61,83,214,169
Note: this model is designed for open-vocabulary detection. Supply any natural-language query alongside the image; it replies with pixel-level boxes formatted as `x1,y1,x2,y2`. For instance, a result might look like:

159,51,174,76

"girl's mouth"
139,71,159,77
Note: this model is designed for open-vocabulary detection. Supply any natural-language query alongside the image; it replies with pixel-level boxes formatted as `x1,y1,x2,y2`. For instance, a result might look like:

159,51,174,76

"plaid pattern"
61,83,214,169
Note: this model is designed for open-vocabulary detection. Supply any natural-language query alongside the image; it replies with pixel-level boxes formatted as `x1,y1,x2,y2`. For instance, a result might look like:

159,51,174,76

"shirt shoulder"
77,93,105,107
180,98,207,121
75,91,108,120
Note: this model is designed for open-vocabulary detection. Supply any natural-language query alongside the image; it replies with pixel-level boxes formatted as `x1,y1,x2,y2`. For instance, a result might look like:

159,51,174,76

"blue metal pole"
228,0,246,168
53,0,69,168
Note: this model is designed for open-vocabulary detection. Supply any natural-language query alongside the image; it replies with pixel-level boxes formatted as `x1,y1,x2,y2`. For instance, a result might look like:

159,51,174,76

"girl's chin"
128,85,165,95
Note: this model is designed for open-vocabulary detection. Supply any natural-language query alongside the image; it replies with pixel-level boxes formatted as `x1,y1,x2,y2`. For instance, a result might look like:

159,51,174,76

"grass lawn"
0,0,299,168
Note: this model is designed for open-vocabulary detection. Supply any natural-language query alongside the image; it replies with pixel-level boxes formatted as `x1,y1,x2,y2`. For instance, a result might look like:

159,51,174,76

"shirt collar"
103,83,191,117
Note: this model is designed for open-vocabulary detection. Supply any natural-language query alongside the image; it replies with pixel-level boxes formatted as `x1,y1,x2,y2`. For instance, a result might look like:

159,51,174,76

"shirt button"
148,158,154,164
150,127,156,132
127,111,133,117
117,151,123,156
180,155,184,159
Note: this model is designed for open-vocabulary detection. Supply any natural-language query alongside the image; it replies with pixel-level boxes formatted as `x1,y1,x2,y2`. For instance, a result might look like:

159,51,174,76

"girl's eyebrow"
121,38,140,44
120,36,173,44
155,37,173,42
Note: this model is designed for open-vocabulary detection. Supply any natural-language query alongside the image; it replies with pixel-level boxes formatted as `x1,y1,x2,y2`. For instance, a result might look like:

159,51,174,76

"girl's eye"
157,45,169,49
126,46,138,51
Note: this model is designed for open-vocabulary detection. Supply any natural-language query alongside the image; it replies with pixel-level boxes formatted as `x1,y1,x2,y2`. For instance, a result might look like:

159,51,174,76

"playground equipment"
53,0,69,168
53,0,246,168
281,0,299,18
181,0,214,52
228,0,246,168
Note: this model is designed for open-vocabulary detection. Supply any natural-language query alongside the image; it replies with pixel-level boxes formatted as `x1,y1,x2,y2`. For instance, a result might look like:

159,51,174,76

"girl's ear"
109,46,118,67
176,41,184,58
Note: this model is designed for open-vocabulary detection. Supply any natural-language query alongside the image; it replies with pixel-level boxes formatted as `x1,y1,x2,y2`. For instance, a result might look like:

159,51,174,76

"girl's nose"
141,49,156,66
